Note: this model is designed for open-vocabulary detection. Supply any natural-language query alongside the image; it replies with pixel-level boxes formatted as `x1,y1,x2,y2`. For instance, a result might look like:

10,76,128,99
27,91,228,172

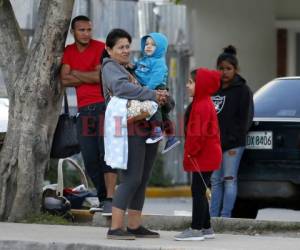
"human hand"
125,63,135,69
70,70,77,76
69,70,81,82
70,70,81,80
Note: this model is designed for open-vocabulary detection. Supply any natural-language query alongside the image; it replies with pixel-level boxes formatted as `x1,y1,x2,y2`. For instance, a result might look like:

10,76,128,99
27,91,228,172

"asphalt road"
143,197,300,221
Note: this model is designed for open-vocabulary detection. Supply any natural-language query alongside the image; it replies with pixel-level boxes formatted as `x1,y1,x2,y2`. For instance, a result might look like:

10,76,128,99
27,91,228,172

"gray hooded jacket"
101,58,156,104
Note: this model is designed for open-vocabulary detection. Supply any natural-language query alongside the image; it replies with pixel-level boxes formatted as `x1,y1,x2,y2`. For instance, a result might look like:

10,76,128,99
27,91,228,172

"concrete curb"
70,186,192,221
146,186,191,198
211,217,300,235
143,187,300,235
92,214,300,236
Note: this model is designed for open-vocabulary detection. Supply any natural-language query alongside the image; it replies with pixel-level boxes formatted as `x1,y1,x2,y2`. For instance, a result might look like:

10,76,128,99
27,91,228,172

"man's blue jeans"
210,146,245,217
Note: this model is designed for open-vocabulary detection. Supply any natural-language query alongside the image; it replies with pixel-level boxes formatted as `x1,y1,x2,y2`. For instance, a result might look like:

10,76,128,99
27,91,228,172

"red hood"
194,68,221,101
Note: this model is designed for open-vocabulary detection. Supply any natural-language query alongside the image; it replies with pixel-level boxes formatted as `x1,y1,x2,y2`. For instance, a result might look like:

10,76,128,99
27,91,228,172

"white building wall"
275,0,300,76
275,0,300,19
10,0,40,29
183,0,276,90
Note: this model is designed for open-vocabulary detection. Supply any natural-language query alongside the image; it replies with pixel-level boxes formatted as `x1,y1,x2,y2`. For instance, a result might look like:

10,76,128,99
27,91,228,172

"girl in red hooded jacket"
174,68,222,241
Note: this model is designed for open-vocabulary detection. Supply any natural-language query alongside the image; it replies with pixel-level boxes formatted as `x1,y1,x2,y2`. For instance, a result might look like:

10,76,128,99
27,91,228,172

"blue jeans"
210,146,245,217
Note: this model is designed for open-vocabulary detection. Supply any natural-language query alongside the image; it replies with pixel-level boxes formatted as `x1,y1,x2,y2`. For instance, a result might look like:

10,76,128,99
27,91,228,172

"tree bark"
0,0,74,221
0,0,26,94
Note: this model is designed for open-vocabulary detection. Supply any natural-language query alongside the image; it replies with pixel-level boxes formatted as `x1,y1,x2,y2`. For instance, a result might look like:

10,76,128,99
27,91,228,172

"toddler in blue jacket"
134,32,180,153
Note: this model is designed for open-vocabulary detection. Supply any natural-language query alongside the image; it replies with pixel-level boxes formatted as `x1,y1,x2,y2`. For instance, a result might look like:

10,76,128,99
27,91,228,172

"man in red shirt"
60,15,116,215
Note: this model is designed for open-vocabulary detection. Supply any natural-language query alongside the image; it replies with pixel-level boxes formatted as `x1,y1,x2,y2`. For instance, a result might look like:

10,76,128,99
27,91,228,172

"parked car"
233,77,300,218
0,97,9,149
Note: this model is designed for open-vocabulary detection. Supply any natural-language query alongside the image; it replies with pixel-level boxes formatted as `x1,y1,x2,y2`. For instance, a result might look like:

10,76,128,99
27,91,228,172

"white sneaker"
89,201,104,214
202,228,215,239
146,127,163,144
174,228,205,241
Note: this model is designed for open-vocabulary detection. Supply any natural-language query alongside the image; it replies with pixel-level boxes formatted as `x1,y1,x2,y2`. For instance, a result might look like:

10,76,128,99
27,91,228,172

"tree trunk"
0,0,74,221
0,0,27,94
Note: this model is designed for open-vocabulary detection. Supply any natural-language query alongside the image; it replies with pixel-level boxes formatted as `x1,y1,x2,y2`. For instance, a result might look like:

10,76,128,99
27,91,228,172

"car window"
254,79,300,118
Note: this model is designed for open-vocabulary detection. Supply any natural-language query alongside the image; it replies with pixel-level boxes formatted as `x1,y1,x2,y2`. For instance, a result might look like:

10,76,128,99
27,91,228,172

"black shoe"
107,228,136,240
127,226,160,238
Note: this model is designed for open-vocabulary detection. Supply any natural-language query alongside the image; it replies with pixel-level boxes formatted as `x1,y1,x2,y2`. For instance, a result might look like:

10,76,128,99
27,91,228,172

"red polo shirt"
62,39,105,108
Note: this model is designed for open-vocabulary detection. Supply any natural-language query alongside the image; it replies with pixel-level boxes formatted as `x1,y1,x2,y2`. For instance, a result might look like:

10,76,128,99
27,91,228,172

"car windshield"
254,78,300,118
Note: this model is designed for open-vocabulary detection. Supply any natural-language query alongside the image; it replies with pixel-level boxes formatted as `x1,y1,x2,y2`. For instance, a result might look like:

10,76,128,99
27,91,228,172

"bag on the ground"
42,184,72,218
50,92,80,158
42,158,98,217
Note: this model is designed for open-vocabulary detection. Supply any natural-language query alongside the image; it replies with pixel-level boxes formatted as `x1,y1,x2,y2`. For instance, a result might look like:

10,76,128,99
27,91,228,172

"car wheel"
232,198,259,219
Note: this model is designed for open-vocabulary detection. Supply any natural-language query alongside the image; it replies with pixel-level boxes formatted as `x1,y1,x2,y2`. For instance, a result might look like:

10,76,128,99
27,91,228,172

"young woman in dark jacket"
210,45,254,218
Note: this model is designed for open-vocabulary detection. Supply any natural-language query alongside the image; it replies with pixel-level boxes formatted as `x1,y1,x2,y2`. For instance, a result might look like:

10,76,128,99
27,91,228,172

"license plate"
246,131,273,150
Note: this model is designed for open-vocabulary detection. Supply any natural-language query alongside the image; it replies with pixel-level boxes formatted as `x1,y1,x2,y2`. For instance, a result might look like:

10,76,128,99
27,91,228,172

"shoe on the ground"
146,127,163,144
127,225,160,238
89,201,104,213
102,200,112,216
161,136,180,154
107,228,135,240
174,228,205,241
202,227,215,239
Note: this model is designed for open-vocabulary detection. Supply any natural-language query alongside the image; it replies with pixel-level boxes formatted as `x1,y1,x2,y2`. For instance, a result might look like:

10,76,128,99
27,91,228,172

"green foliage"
170,0,182,4
149,154,172,187
19,212,72,225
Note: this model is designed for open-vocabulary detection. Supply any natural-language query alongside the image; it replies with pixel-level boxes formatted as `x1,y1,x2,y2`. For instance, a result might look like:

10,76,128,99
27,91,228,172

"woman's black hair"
184,68,198,135
216,45,238,69
100,28,132,64
184,102,192,136
190,69,197,81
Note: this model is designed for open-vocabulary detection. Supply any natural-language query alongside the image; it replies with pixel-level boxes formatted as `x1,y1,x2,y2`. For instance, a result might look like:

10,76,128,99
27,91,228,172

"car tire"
232,199,259,219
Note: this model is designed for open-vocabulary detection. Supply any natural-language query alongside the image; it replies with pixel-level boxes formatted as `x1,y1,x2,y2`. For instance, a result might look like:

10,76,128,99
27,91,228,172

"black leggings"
191,171,212,230
112,134,159,211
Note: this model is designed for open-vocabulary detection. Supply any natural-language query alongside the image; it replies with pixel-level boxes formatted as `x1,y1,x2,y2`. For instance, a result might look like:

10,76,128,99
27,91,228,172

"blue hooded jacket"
134,32,168,90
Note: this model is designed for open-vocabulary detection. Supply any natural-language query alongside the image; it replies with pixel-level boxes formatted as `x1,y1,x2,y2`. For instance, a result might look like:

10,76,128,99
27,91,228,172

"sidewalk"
1,222,300,250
